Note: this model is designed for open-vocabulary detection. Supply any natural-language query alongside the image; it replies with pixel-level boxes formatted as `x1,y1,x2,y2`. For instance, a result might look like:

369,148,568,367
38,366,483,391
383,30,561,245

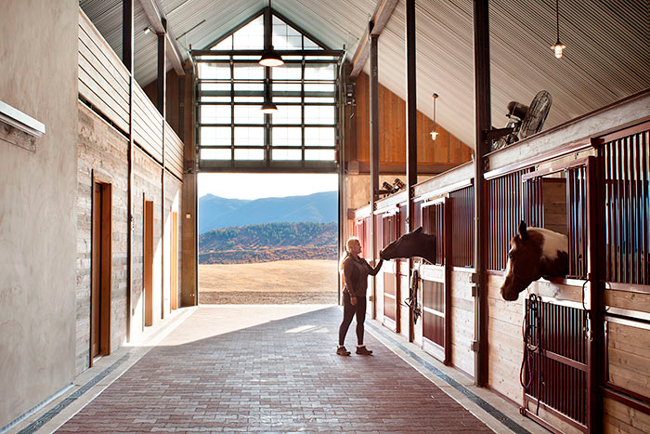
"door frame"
144,197,154,327
90,175,112,366
171,211,178,311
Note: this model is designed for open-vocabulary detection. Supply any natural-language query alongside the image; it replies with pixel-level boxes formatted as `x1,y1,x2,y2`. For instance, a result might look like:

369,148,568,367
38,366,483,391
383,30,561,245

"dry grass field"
199,259,339,304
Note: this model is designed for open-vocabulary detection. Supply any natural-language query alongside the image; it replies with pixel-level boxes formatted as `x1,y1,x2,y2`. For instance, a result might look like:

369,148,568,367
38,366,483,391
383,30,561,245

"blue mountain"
198,191,338,234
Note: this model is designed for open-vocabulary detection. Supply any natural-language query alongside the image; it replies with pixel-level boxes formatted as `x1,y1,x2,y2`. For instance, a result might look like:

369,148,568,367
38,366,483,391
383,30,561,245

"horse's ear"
518,221,529,240
414,226,423,233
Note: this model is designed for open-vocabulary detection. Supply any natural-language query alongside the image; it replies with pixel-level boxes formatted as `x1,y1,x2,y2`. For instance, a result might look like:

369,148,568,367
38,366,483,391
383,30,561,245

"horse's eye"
508,252,514,259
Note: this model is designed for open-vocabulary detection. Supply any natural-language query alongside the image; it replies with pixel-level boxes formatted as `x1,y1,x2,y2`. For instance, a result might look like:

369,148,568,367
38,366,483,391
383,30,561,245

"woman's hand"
350,296,357,306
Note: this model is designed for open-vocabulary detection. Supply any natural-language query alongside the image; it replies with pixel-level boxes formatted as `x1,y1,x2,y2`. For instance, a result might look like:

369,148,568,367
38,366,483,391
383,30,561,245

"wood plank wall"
78,11,130,133
77,9,184,182
351,72,472,172
76,102,129,374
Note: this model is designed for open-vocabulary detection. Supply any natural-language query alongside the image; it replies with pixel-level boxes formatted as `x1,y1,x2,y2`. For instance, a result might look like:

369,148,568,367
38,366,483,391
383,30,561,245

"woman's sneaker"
356,346,373,355
336,346,351,356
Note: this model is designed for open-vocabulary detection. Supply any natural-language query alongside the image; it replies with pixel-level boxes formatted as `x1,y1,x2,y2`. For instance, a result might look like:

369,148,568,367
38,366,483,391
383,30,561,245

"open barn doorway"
198,173,339,305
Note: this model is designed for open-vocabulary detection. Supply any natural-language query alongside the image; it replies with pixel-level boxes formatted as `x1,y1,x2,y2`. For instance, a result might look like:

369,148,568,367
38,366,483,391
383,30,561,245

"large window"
195,10,341,171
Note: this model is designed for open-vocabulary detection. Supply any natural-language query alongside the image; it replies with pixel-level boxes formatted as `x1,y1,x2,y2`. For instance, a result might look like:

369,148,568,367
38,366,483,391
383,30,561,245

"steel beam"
157,23,167,115
192,49,344,57
405,0,417,228
350,0,399,79
370,31,379,319
139,0,185,75
472,0,491,387
405,0,417,343
123,0,134,343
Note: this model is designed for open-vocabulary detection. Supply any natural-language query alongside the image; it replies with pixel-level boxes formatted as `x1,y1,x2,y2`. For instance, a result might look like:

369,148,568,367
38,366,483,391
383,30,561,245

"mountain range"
198,191,338,234
199,222,337,264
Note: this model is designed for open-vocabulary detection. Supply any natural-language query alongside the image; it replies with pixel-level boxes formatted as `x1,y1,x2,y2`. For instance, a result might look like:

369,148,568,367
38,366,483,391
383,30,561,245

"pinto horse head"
380,227,436,264
500,221,569,301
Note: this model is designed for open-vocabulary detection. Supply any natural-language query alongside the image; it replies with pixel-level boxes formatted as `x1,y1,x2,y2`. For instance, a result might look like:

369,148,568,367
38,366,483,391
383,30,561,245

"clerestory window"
194,9,342,172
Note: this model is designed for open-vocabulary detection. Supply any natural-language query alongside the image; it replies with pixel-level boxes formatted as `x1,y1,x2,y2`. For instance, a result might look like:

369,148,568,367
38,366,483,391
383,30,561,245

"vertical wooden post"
370,28,379,319
405,0,417,341
472,0,490,387
122,0,134,343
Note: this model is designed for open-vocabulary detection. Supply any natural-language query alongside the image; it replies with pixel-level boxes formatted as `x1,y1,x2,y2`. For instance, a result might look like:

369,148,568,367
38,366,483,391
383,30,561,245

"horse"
380,227,436,264
500,221,569,301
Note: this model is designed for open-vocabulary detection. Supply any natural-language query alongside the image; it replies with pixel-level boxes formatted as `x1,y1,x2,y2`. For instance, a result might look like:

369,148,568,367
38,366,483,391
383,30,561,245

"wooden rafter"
349,0,398,79
139,0,185,75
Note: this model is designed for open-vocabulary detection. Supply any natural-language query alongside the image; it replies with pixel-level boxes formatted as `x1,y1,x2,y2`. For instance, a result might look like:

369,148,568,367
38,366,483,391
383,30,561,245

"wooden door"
91,181,112,365
170,211,178,311
144,199,154,327
91,183,102,359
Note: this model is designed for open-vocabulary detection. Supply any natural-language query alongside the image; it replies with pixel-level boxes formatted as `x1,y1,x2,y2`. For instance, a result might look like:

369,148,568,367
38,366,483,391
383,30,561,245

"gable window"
193,9,343,172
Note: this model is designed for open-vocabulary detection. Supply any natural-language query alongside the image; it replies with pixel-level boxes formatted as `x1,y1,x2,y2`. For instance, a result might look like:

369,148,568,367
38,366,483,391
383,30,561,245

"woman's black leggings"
338,292,367,346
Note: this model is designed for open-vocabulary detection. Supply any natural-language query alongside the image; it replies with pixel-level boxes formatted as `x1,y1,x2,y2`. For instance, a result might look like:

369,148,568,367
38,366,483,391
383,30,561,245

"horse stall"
348,90,650,433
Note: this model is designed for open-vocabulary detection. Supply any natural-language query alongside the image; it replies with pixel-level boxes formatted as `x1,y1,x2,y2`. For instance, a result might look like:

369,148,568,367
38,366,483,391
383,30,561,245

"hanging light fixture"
551,0,566,58
259,0,284,67
430,93,439,140
260,99,278,114
260,78,278,114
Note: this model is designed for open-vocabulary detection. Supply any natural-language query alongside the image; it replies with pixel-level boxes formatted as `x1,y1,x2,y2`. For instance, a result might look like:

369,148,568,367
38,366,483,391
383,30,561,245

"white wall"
0,0,78,426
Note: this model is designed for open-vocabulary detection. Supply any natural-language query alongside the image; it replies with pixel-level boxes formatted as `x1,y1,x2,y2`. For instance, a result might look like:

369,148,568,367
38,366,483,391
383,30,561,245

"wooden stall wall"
75,103,130,374
450,269,475,376
348,91,650,432
599,124,650,433
350,72,472,173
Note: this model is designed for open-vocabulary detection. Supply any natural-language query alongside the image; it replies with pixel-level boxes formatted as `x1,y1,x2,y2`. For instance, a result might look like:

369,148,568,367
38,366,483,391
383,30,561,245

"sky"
198,173,338,200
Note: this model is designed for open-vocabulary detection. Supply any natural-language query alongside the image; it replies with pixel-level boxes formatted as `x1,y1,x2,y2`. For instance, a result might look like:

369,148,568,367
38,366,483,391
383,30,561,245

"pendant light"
260,99,278,114
551,0,566,58
260,78,278,114
259,0,284,67
430,93,439,140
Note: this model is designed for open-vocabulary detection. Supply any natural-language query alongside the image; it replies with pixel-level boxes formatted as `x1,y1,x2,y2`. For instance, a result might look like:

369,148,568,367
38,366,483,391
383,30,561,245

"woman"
337,237,383,356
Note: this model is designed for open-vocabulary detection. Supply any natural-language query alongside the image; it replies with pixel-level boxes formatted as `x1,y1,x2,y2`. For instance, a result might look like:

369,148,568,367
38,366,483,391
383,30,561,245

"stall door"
382,211,400,332
420,197,451,364
520,158,593,431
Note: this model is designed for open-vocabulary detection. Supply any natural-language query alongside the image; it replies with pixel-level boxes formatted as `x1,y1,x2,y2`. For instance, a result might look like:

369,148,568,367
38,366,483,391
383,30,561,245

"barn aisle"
19,306,544,433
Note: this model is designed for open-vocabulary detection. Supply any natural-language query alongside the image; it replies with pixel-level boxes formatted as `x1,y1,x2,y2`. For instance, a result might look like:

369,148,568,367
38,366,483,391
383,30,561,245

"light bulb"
552,41,565,59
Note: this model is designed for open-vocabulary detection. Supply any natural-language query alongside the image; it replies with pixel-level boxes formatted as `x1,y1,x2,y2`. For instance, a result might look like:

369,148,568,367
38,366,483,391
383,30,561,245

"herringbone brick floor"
56,306,493,433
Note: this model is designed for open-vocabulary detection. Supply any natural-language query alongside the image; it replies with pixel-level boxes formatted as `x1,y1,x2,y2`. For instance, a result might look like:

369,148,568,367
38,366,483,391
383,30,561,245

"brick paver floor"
57,306,492,433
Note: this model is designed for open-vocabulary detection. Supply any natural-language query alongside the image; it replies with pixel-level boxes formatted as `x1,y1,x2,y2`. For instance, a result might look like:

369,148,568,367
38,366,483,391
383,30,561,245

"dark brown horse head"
500,221,569,301
380,227,436,264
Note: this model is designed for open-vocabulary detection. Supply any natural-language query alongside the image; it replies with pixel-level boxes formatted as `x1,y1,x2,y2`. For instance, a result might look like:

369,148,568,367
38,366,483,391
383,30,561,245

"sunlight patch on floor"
157,305,336,346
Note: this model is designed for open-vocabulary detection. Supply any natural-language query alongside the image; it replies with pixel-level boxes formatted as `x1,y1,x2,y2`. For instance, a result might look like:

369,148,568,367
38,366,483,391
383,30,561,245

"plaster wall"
0,0,79,427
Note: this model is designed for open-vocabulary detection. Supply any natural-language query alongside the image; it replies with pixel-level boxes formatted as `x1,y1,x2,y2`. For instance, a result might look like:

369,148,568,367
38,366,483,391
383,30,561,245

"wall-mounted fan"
491,90,553,151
